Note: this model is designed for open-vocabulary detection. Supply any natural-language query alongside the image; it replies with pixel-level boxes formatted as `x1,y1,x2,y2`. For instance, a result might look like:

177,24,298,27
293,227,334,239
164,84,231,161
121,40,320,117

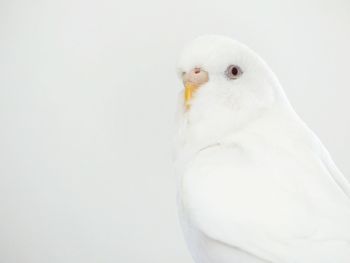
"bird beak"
184,82,199,110
182,68,209,110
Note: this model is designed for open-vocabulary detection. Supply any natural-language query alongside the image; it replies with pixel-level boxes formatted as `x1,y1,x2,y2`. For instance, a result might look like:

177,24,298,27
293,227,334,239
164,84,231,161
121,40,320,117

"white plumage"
174,35,350,263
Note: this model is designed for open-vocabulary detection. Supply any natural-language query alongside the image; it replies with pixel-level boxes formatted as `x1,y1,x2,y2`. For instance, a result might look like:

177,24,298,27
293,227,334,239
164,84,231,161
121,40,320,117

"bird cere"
174,35,350,263
182,67,209,110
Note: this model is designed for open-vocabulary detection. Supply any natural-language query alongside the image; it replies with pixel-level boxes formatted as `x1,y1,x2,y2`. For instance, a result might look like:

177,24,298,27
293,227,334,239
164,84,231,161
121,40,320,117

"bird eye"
225,65,243,79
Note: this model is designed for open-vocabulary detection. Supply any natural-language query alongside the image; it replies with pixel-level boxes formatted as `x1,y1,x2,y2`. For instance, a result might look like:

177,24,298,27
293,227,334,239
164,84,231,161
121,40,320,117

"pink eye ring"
225,65,243,79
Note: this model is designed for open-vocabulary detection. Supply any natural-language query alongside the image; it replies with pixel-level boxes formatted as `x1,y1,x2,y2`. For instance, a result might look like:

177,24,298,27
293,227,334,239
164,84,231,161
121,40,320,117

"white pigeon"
174,35,350,263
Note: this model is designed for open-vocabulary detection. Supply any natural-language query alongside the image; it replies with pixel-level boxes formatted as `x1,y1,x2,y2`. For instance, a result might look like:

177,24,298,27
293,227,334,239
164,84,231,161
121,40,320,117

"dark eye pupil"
225,65,242,79
231,67,238,75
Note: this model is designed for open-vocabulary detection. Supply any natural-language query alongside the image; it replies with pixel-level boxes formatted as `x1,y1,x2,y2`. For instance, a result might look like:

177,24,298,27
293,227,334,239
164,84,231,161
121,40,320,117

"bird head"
176,35,287,142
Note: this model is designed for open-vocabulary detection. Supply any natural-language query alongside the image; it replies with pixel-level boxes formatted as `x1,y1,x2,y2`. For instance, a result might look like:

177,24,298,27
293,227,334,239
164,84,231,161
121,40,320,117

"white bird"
174,35,350,263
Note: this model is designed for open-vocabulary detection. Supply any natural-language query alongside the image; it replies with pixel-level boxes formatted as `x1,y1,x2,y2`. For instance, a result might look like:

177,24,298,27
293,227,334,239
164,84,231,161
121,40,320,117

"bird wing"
317,138,350,199
182,132,350,263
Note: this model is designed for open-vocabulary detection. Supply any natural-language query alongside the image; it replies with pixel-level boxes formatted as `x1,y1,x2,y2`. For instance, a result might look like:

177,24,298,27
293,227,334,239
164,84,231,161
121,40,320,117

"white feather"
174,35,350,263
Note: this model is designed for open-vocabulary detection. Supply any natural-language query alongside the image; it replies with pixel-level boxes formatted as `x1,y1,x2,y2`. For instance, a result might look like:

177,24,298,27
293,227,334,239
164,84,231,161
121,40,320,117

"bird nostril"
194,68,201,74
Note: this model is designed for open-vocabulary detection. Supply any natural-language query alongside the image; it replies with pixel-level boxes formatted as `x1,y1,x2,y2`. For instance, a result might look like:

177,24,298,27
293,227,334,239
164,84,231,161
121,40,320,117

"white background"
1,0,350,262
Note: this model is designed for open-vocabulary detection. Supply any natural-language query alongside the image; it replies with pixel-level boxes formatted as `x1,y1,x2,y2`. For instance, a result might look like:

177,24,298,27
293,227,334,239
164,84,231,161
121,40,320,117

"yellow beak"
184,82,199,110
